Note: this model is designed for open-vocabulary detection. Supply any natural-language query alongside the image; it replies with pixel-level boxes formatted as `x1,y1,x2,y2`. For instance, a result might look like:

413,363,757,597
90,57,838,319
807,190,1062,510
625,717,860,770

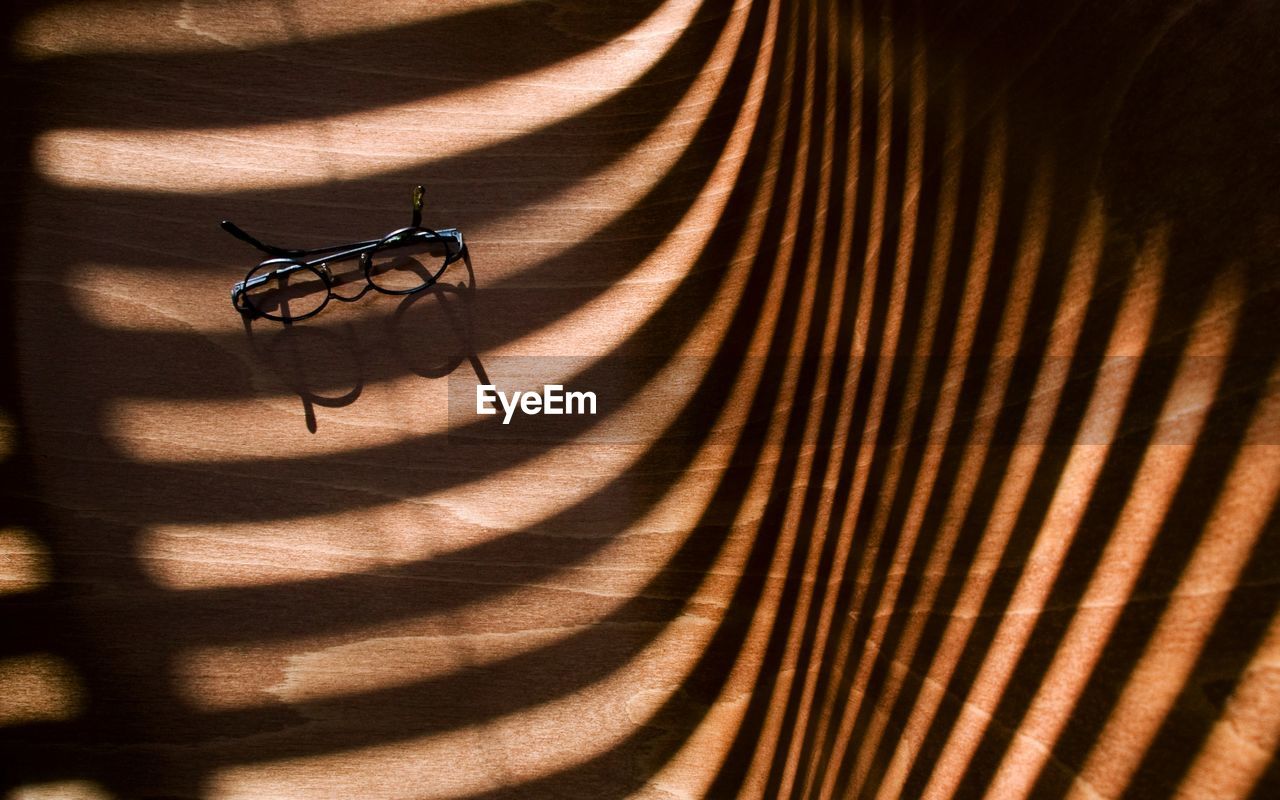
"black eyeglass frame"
224,186,467,323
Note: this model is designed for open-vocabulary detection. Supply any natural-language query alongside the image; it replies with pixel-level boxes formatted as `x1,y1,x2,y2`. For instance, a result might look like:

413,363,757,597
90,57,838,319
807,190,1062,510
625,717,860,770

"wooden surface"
1,0,1277,798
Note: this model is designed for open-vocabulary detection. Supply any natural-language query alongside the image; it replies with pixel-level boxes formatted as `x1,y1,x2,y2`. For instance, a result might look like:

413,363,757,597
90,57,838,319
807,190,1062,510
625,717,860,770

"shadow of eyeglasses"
242,249,484,432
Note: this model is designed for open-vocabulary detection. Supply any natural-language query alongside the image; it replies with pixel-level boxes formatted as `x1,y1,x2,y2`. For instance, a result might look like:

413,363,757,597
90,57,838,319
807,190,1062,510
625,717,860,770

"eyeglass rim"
235,257,333,322
363,227,465,296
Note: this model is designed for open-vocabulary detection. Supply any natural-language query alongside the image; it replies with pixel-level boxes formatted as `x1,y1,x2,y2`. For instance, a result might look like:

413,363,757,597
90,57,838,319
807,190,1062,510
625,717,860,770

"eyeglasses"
224,185,467,322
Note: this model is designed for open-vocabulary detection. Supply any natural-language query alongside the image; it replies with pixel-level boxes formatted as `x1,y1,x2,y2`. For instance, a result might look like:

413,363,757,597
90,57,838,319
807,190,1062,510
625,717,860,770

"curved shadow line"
839,0,1214,791
762,2,971,793
881,224,1134,799
0,0,778,788
786,0,1123,791
5,0,811,780
121,0,782,647
723,0,937,791
945,312,1235,793
44,0,748,405
32,0,730,317
51,3,782,531
23,0,670,130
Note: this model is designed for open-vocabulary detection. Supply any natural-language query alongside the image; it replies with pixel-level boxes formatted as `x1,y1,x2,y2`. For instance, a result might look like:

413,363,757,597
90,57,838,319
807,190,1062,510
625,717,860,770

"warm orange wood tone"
1,0,1277,798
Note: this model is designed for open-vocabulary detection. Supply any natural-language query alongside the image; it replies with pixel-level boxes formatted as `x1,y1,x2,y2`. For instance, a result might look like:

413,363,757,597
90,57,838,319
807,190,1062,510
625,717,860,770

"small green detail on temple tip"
411,184,425,227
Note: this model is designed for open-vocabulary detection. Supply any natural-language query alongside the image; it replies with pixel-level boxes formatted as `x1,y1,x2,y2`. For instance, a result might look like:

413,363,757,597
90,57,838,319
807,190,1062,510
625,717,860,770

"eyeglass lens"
244,262,329,320
366,236,459,293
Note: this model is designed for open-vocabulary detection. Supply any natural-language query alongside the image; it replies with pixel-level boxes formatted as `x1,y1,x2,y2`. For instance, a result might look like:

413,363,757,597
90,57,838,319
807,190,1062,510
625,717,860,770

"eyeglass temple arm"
221,220,385,258
220,220,302,257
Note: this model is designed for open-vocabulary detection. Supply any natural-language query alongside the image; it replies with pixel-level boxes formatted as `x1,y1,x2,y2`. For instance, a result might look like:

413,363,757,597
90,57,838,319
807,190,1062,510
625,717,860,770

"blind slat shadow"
2,0,1277,797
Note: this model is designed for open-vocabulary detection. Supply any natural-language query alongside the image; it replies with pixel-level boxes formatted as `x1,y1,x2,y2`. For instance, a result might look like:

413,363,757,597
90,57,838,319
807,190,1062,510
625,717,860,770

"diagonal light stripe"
13,0,523,60
0,528,51,596
33,0,702,193
918,223,1168,800
808,95,1011,800
60,4,756,337
1068,364,1280,798
981,266,1245,800
872,190,1109,800
1175,607,1280,799
0,654,83,726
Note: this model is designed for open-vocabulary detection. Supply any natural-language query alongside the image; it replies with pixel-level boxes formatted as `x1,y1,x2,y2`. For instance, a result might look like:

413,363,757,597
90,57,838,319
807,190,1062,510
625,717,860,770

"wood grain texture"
1,0,1277,798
